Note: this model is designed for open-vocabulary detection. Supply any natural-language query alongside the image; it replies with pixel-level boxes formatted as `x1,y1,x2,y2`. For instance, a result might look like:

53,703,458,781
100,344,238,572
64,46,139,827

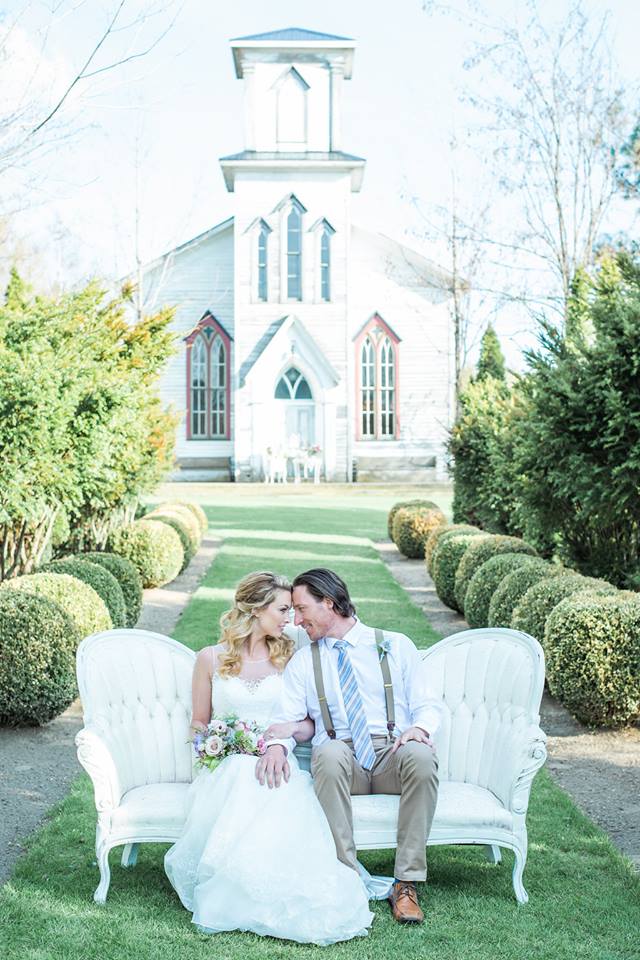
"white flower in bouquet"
204,735,223,757
211,719,227,735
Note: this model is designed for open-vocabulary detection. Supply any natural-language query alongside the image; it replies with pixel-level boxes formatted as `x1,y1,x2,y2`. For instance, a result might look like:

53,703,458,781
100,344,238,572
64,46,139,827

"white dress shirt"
269,619,442,754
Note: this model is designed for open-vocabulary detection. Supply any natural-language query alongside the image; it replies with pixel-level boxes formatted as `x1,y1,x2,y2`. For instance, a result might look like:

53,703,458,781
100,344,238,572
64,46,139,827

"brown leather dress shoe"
388,881,424,923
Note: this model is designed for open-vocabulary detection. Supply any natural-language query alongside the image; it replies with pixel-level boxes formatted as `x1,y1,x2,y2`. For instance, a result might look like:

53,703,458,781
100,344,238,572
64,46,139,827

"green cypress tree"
476,324,506,381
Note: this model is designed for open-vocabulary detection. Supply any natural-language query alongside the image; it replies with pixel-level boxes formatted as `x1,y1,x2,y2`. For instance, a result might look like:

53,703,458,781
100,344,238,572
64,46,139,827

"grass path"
1,488,639,960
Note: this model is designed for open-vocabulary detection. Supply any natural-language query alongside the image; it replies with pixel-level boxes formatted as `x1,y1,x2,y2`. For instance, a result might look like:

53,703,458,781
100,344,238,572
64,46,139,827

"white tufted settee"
75,627,546,905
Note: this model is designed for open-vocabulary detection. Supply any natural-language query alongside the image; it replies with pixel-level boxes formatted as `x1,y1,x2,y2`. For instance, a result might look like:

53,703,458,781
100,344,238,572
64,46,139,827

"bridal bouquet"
191,714,267,772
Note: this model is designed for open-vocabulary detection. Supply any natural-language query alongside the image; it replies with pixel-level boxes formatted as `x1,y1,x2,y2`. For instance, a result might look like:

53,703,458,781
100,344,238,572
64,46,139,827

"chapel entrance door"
274,368,315,476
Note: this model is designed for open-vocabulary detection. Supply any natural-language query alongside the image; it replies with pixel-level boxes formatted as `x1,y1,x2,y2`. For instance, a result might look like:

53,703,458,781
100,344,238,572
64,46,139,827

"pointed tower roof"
232,28,353,42
230,26,356,78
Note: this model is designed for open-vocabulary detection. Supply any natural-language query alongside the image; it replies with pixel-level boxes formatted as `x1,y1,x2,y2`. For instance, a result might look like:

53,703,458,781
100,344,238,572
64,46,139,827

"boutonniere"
376,636,392,661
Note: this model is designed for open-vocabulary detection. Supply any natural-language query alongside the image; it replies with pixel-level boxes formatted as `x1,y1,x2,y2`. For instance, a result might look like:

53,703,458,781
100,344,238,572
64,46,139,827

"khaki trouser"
311,735,439,882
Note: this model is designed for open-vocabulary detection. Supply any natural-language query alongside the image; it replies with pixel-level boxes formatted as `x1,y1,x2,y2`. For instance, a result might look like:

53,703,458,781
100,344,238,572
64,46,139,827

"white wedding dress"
164,671,374,945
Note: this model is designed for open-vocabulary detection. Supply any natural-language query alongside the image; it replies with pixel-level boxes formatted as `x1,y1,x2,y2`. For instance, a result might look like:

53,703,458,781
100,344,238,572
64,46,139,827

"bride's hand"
264,721,299,740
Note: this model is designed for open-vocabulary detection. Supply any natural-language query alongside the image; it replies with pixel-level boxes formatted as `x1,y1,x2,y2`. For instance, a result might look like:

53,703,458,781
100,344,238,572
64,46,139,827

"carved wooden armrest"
75,726,123,813
508,724,547,815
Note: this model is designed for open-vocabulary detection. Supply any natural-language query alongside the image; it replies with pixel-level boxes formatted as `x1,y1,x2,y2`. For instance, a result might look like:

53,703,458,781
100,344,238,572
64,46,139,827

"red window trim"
184,311,232,440
354,313,401,441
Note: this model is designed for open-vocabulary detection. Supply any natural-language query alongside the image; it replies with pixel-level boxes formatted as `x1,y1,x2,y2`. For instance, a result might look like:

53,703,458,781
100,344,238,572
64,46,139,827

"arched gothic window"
287,205,302,300
185,313,232,440
354,315,400,440
274,367,313,400
320,226,331,301
257,223,268,301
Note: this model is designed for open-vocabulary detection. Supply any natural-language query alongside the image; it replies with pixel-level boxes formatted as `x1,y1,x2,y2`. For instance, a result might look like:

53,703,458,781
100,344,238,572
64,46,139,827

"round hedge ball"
545,593,640,728
149,514,194,573
148,505,201,552
432,532,486,612
392,506,446,559
108,520,183,588
464,553,540,628
387,499,439,541
41,558,127,628
424,523,450,577
454,535,538,613
83,552,143,628
0,572,112,643
0,590,79,725
173,500,208,534
487,560,557,628
511,573,617,644
428,524,484,578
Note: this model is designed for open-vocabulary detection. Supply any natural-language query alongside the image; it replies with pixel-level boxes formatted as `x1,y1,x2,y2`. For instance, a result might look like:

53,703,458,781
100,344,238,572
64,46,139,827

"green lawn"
1,485,639,960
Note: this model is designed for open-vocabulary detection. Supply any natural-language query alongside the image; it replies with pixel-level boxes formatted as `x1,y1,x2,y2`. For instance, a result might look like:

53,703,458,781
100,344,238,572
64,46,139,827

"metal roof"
231,28,353,42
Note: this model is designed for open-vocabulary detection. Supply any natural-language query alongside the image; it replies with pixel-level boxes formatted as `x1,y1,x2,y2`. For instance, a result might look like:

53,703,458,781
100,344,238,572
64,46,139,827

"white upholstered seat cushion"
352,781,512,847
110,783,190,841
109,779,512,847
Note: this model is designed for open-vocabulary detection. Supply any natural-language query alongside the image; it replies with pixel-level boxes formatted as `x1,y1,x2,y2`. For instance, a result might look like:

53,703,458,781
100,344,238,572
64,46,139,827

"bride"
164,570,374,945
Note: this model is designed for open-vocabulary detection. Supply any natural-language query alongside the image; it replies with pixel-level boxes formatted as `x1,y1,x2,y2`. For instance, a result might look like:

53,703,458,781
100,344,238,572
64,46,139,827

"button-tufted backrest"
422,628,545,806
77,630,196,795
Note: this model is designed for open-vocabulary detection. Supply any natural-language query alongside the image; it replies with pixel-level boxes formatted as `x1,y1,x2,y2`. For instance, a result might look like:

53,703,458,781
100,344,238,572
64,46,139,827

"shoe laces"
395,882,418,904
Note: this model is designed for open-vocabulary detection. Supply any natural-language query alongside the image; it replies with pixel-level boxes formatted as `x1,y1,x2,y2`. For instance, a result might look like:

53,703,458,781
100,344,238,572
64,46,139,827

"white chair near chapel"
75,627,547,905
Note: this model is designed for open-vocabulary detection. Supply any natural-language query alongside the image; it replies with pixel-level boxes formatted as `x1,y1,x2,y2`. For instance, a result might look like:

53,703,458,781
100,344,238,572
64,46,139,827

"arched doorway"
274,367,315,452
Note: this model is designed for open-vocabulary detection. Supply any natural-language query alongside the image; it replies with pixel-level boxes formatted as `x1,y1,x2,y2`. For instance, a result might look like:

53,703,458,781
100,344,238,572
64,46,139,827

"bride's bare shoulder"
194,644,226,673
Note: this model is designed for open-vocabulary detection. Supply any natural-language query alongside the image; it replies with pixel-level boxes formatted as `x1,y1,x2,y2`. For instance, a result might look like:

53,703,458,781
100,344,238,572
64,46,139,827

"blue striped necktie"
334,640,376,770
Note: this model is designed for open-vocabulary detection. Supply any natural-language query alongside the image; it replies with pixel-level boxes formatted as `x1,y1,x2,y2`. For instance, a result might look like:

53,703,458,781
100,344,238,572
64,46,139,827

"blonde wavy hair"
217,571,294,677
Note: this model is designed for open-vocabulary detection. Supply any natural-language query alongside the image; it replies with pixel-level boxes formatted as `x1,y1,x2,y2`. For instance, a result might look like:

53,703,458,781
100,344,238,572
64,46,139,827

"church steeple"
228,27,356,154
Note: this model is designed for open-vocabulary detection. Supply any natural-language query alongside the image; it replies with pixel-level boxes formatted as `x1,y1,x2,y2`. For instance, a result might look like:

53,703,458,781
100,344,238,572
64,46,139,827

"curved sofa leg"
121,843,139,868
512,845,529,904
94,843,111,904
485,844,502,864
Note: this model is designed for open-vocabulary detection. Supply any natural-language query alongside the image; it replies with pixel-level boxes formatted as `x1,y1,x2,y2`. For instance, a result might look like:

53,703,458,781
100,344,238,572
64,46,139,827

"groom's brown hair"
292,568,356,618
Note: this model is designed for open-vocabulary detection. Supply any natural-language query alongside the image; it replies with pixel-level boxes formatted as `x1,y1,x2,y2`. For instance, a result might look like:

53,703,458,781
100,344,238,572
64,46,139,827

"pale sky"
3,0,640,368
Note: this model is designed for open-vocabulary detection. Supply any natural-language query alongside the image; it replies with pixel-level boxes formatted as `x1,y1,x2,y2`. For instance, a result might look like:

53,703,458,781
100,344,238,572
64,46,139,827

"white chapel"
141,27,456,482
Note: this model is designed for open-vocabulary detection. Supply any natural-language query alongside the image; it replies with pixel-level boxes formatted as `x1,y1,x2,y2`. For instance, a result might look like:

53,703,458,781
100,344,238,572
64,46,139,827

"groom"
256,567,440,924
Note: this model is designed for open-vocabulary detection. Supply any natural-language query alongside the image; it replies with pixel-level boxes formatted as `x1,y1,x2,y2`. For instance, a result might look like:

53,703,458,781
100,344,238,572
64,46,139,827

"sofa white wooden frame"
76,627,547,905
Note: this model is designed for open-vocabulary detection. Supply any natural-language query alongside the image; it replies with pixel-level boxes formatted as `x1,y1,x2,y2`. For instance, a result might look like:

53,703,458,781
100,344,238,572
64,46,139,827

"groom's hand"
255,745,290,789
391,725,434,754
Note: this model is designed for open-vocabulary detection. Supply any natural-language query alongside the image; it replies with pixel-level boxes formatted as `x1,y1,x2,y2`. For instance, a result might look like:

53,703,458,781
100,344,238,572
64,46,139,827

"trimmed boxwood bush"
0,591,79,725
545,593,640,728
173,500,208,534
148,505,201,552
454,535,538,613
392,506,446,559
108,520,183,588
0,572,112,640
487,560,557,628
388,499,439,541
42,558,127,628
432,532,485,611
464,553,540,628
83,552,143,628
512,573,617,643
425,523,482,578
149,514,194,573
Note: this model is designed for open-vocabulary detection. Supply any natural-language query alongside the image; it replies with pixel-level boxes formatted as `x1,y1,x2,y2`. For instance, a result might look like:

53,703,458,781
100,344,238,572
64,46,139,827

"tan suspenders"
310,628,395,740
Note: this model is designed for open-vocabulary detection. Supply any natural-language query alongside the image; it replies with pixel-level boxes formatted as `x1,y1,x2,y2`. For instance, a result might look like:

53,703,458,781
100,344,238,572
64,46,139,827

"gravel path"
0,534,220,885
376,540,640,870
